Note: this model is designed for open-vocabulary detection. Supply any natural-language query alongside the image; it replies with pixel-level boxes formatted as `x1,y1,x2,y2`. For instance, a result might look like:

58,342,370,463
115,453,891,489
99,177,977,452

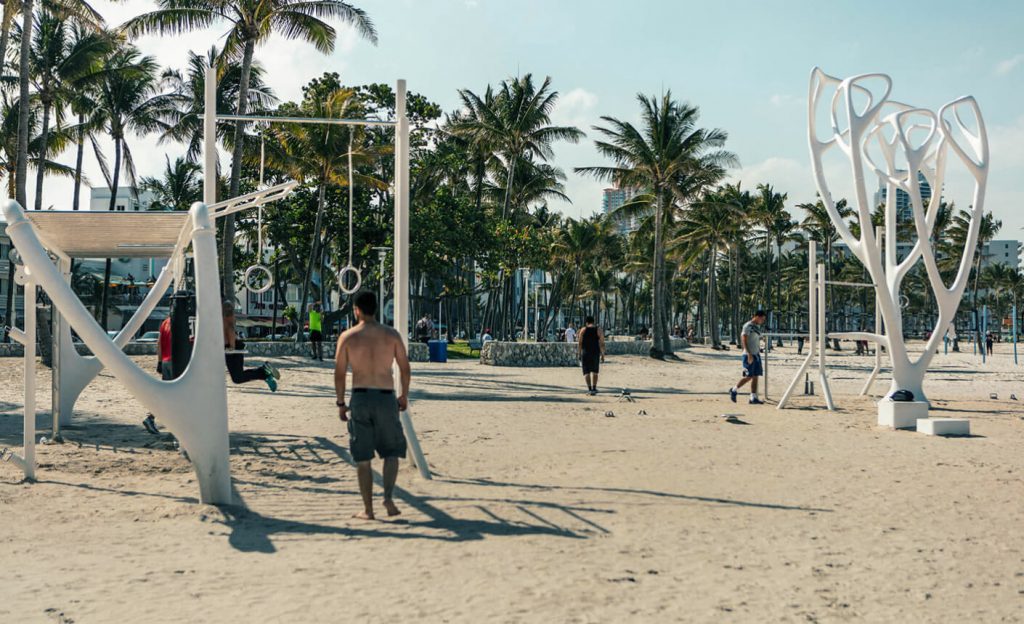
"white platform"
878,400,928,430
917,418,971,437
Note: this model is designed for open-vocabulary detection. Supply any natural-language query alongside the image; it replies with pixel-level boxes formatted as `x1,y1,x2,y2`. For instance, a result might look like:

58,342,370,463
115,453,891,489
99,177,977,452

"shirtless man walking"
334,291,411,520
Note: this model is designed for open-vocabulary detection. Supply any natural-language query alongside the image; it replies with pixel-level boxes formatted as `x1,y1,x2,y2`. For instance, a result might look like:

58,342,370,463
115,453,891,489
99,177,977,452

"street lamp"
372,246,389,325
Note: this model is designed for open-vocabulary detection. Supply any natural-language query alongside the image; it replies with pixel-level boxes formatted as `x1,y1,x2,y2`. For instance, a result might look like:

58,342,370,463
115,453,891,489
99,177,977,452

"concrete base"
878,400,928,430
917,418,970,437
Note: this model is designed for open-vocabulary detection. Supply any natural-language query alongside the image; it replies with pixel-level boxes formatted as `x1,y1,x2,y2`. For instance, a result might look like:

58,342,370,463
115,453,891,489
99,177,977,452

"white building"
982,240,1019,270
89,186,156,212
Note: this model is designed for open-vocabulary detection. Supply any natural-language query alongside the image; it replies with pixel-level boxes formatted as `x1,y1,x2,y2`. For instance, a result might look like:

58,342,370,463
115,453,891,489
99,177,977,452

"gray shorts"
348,390,407,463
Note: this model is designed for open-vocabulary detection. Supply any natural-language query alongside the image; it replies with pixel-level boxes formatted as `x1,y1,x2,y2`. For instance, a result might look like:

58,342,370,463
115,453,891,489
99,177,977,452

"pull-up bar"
826,280,876,288
212,113,397,128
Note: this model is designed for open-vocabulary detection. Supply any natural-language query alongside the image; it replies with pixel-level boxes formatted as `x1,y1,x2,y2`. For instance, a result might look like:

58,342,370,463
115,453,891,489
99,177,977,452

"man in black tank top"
577,316,606,395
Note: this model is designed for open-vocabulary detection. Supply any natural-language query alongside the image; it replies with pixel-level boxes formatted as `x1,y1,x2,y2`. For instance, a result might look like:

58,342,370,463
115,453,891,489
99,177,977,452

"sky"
29,0,1024,241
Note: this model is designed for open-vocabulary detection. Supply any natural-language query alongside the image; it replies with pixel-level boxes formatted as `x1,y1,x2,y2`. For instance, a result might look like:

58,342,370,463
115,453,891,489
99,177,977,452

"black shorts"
581,353,600,375
348,390,407,463
310,330,323,342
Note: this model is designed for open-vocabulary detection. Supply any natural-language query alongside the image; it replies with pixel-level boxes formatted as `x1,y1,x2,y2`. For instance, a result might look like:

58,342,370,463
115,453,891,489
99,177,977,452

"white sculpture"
806,68,988,408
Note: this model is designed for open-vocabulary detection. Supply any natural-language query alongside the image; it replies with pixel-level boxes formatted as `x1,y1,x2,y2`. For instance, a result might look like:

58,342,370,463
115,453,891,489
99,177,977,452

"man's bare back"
335,321,405,390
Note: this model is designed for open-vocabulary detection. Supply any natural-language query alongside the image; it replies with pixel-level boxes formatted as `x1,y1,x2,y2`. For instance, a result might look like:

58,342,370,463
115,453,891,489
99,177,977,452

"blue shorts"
742,354,763,377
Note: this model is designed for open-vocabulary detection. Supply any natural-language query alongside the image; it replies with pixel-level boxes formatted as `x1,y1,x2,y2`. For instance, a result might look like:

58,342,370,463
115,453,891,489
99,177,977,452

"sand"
2,342,1024,623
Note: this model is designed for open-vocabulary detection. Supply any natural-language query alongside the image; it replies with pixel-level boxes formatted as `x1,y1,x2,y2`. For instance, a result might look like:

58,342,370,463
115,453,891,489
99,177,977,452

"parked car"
136,331,160,343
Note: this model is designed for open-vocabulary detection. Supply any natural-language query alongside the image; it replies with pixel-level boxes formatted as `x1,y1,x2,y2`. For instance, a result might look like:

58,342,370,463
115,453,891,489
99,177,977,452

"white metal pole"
809,241,817,361
394,79,409,347
203,64,217,206
23,278,35,480
819,262,834,410
52,258,71,432
393,79,430,480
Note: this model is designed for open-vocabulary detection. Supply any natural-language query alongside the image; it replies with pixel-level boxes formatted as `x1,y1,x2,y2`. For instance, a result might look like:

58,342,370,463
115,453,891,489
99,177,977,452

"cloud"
552,87,598,129
769,93,801,108
994,54,1024,76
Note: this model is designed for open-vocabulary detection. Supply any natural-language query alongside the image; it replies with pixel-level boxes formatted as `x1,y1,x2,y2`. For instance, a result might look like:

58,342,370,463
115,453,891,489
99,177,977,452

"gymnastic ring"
243,264,273,294
899,294,910,309
338,265,362,295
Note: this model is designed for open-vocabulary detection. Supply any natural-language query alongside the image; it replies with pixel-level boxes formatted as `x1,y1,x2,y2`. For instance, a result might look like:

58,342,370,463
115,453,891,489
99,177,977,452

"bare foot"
352,511,375,521
383,499,401,517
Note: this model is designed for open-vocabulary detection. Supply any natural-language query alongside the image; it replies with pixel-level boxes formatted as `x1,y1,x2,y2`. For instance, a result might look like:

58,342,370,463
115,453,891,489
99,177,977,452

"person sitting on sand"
334,291,411,521
730,310,766,405
577,316,605,396
223,302,279,391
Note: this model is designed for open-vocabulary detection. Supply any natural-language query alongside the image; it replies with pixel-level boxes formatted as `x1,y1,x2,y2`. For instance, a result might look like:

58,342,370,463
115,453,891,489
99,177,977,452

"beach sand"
2,343,1024,623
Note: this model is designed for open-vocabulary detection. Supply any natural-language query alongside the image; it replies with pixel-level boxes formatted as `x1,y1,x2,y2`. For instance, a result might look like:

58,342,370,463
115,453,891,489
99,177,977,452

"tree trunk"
650,189,670,357
3,163,14,339
709,245,720,347
33,100,52,210
100,138,122,329
223,37,256,301
0,1,17,81
14,0,34,208
72,112,84,210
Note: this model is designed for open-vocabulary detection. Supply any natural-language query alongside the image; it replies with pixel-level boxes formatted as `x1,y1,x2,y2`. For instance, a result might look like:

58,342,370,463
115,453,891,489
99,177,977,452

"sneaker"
263,362,281,380
729,388,737,403
142,415,160,435
749,397,764,405
265,375,278,392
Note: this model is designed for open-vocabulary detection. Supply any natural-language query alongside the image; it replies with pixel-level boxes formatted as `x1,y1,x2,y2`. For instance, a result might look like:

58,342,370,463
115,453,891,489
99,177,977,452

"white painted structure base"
878,400,928,430
917,418,970,437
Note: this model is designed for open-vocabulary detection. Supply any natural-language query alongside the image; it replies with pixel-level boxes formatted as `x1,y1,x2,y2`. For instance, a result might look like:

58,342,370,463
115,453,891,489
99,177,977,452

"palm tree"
160,46,275,162
578,92,735,358
0,97,76,335
752,183,791,338
799,196,853,339
674,188,742,347
946,209,1001,332
140,155,203,211
453,75,584,335
122,0,378,301
14,0,35,208
89,42,179,328
28,11,112,209
457,75,584,219
552,218,600,326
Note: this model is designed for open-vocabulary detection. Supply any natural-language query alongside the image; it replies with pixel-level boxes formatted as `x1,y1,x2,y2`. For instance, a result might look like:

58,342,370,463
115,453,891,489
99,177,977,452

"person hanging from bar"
223,302,280,391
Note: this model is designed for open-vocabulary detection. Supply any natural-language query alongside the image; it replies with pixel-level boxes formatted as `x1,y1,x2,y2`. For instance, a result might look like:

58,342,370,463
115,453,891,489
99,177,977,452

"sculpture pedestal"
878,400,928,430
917,418,970,437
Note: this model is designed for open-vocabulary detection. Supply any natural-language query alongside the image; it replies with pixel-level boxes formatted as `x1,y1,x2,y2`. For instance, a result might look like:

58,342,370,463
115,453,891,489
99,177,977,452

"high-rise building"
874,171,932,221
602,186,638,234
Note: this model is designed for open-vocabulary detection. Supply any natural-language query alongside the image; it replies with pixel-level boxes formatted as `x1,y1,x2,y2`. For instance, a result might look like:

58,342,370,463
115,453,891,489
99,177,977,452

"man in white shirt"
730,310,766,405
564,322,577,343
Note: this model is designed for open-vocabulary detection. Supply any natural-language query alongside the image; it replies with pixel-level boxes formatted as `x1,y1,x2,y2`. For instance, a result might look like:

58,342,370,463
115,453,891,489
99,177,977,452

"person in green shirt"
309,302,324,361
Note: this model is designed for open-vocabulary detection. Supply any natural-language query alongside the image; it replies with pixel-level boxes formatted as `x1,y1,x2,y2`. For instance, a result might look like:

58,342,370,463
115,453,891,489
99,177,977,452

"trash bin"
428,339,448,363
